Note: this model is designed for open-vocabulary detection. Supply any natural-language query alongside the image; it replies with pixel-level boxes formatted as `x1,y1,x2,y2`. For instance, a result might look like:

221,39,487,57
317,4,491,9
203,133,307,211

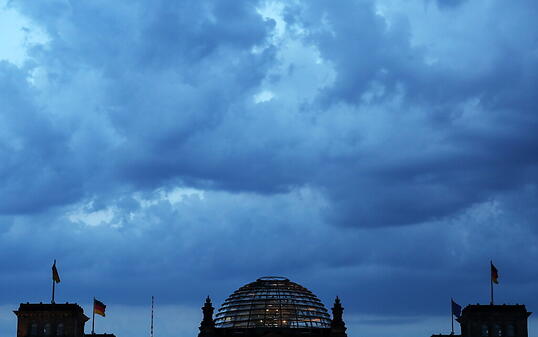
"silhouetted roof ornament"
201,296,216,329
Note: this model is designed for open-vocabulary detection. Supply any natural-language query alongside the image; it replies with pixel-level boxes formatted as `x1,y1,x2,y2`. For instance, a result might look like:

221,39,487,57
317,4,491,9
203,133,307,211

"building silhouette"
11,275,533,337
13,302,115,337
432,304,531,337
14,303,88,337
458,304,531,337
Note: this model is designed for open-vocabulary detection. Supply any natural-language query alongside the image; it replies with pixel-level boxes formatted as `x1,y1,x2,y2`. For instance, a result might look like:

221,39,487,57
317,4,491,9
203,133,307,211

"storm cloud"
1,0,538,337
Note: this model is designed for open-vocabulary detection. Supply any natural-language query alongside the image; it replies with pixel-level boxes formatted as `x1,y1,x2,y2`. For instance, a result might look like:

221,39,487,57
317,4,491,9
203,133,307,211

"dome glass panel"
215,277,331,329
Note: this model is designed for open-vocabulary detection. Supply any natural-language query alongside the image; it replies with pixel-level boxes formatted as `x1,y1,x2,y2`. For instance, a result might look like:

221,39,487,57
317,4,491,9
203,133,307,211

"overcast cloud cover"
1,0,538,336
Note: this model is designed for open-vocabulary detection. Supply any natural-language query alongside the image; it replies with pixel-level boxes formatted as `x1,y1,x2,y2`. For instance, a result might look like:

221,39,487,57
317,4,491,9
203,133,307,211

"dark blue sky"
1,0,538,336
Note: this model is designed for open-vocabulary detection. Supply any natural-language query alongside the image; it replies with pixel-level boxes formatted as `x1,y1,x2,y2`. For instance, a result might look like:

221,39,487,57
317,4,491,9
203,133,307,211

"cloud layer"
1,0,538,336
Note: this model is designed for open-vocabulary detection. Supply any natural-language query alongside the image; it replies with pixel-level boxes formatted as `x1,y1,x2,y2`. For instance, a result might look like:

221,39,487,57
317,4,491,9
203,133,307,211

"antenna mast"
151,296,154,337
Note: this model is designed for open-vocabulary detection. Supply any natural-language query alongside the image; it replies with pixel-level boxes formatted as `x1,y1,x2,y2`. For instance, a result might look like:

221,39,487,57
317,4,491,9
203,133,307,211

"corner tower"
14,302,89,337
457,304,531,337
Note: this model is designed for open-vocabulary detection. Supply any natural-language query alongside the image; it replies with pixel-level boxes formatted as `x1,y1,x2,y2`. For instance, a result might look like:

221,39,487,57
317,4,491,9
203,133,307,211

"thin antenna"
151,296,154,337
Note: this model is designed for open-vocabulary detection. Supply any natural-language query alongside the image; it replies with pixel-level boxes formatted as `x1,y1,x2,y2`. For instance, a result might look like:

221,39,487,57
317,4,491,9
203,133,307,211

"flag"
94,299,106,317
451,299,462,318
52,260,61,283
491,262,499,284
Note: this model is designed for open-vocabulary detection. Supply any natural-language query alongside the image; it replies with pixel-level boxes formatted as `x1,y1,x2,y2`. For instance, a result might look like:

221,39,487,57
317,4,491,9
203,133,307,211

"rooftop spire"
200,296,215,329
330,296,347,337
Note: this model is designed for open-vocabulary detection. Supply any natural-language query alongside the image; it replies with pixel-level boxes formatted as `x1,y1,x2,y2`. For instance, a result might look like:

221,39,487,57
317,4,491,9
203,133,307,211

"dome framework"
215,277,331,329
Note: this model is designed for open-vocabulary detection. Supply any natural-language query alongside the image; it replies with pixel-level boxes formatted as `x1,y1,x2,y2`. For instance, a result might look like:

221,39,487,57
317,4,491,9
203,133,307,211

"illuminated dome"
215,277,331,329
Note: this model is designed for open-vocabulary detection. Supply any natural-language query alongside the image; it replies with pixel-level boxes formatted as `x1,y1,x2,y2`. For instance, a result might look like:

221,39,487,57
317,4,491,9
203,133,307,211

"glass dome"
215,277,331,329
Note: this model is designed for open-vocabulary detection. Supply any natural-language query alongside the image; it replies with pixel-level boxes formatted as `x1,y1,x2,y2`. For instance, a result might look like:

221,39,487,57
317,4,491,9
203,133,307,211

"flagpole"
51,259,56,304
490,261,494,305
451,298,454,335
52,278,56,304
92,297,96,334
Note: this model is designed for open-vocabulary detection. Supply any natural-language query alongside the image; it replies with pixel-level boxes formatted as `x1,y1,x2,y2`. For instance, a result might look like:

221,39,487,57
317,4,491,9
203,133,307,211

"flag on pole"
94,299,106,317
491,262,499,284
52,260,61,283
451,299,462,318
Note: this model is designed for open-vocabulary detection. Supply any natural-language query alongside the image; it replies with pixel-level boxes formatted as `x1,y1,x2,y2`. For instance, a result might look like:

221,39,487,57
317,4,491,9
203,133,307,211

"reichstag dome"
198,277,347,337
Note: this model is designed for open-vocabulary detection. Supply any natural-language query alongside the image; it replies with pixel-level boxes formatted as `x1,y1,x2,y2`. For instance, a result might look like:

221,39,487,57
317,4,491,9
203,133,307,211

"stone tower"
14,303,89,337
457,304,532,337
